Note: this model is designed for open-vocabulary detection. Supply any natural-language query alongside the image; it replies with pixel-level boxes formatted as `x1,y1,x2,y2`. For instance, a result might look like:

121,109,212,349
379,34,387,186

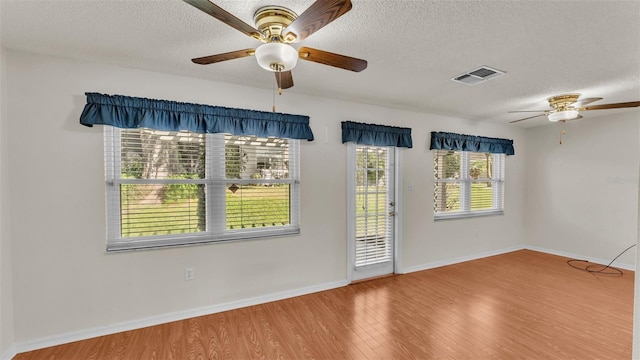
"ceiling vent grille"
451,66,505,86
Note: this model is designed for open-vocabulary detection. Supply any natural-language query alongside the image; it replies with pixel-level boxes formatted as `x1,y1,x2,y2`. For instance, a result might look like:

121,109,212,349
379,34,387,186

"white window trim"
434,208,504,221
104,127,300,252
346,143,404,282
434,151,505,221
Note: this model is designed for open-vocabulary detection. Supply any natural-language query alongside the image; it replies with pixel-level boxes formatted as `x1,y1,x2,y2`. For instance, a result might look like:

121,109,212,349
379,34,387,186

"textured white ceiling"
2,0,639,127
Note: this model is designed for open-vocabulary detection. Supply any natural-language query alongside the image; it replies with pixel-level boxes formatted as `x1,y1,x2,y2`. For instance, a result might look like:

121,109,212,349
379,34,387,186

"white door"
348,144,396,281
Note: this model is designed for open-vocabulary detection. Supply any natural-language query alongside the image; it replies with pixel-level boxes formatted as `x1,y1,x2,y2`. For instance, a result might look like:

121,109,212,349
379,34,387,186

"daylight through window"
433,150,504,219
105,128,300,251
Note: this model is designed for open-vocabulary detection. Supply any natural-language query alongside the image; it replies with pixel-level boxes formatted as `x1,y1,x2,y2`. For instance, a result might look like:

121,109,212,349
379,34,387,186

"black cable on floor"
567,244,636,276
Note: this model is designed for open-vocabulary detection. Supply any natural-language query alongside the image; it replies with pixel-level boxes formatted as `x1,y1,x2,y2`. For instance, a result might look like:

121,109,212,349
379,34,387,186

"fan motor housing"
254,6,298,43
548,93,581,110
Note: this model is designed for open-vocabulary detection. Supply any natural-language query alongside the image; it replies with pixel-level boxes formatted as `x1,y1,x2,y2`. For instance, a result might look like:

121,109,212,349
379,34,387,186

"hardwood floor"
14,250,634,359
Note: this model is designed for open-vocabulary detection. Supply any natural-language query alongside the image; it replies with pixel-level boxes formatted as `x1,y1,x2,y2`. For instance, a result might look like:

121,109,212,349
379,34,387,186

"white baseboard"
0,345,17,360
401,245,526,274
14,279,349,355
525,245,636,271
401,245,636,274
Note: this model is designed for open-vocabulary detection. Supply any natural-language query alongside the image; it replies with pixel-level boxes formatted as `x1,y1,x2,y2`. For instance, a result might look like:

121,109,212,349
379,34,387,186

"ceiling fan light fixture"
547,109,580,122
255,43,298,72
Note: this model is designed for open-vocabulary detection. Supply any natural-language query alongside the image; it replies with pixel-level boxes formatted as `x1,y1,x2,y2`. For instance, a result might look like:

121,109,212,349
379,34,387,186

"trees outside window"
105,128,300,251
433,150,504,219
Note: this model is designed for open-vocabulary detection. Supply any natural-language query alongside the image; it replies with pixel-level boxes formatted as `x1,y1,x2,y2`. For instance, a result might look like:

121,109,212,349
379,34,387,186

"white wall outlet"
408,182,414,192
184,267,194,281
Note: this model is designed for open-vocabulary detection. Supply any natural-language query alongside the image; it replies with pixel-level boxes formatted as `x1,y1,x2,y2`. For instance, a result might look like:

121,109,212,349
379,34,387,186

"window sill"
107,227,300,252
434,210,504,221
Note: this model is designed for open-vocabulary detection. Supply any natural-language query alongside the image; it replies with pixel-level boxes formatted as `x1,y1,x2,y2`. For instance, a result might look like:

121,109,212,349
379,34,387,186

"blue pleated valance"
430,131,514,155
79,93,314,141
341,121,412,148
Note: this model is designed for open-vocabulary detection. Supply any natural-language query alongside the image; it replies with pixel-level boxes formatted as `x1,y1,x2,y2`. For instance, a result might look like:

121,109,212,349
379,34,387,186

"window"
105,127,299,251
433,150,504,219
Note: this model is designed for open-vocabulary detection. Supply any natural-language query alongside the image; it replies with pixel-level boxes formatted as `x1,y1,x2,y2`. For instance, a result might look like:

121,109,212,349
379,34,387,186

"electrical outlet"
184,267,194,281
408,182,414,192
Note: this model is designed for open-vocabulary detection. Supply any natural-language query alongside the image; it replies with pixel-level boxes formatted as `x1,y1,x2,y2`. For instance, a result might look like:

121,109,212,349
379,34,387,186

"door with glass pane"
348,144,395,281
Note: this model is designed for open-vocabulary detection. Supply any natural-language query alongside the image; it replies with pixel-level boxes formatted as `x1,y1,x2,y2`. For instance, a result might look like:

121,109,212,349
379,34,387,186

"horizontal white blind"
354,145,393,267
213,135,294,231
224,184,291,229
434,150,462,213
434,150,505,219
116,129,207,238
119,183,206,237
105,129,300,251
468,152,499,211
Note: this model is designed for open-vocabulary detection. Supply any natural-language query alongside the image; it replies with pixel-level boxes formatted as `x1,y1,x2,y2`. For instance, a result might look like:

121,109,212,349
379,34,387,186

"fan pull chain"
559,121,566,145
272,65,285,112
272,76,276,112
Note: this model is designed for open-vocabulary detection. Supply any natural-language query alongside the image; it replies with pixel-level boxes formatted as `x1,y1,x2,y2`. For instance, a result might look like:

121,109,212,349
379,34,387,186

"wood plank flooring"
14,250,634,359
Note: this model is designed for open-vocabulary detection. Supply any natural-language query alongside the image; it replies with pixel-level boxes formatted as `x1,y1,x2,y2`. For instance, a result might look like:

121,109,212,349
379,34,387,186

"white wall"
403,118,527,270
0,44,16,359
524,111,639,267
4,49,527,346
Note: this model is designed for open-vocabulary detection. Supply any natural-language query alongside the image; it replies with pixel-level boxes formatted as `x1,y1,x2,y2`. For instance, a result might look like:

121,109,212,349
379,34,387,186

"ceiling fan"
183,0,368,91
509,94,640,123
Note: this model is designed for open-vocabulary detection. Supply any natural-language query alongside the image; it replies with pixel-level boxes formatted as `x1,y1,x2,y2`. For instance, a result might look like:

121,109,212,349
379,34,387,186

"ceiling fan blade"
183,0,262,40
571,97,603,107
298,47,367,72
508,110,549,113
578,101,640,111
509,114,547,123
192,49,255,65
282,0,352,42
275,71,294,89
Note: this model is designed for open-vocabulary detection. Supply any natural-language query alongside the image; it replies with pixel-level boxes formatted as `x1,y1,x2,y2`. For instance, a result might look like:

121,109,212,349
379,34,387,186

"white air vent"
451,66,505,86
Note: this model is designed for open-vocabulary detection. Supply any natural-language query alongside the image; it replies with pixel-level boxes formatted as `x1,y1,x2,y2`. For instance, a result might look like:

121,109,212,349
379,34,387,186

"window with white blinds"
105,127,300,251
433,150,504,220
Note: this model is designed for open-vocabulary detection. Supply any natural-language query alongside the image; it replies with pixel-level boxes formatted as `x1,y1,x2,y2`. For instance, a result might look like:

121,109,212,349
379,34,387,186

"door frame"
346,143,403,282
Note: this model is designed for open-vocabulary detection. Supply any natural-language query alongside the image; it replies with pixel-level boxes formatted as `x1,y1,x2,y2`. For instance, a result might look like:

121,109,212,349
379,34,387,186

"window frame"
104,127,300,252
433,150,505,221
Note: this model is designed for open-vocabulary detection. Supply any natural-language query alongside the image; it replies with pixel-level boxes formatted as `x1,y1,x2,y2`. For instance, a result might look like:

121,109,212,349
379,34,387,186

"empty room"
1,0,639,359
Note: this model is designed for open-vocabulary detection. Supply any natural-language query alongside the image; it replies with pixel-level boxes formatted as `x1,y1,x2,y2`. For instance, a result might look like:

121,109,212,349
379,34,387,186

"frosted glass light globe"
255,43,298,71
548,109,580,122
